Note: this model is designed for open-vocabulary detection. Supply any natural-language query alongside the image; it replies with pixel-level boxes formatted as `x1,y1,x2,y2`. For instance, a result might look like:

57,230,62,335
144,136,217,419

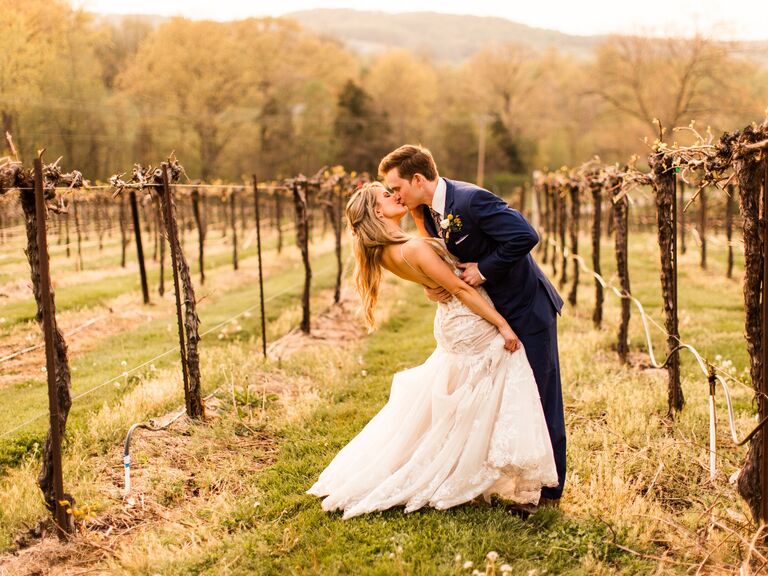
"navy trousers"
518,319,566,500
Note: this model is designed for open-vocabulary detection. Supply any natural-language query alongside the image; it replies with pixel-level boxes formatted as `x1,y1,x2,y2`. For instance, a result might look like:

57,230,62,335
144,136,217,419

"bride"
307,182,558,519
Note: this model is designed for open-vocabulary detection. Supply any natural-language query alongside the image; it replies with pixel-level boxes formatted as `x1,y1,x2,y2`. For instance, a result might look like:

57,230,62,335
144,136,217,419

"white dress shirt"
431,177,447,216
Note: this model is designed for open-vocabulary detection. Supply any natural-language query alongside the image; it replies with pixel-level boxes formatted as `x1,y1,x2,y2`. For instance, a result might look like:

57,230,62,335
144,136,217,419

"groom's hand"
424,285,452,303
457,262,486,287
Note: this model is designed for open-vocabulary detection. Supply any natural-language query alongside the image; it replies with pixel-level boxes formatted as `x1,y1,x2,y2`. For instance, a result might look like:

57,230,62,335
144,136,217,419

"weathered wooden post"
726,183,735,279
275,188,283,255
559,186,568,289
733,126,768,523
612,176,631,363
159,163,204,419
253,176,267,358
129,190,150,304
551,182,559,277
293,181,311,334
679,178,687,255
154,194,165,297
699,187,707,269
191,187,206,285
650,155,683,415
591,176,604,327
567,181,581,306
230,188,239,271
72,195,83,270
119,192,128,268
31,156,72,537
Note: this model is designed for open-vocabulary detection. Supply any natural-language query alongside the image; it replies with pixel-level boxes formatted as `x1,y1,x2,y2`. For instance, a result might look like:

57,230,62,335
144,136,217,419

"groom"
379,144,566,507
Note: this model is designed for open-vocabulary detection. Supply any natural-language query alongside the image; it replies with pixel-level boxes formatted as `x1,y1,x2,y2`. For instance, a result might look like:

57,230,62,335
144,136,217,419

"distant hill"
285,9,604,62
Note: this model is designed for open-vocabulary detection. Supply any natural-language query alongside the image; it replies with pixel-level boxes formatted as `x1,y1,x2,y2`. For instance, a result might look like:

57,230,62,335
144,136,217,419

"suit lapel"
444,178,456,218
421,204,438,237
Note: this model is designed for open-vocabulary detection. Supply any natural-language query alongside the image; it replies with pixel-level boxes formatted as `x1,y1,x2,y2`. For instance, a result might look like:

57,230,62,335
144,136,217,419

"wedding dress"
307,241,558,519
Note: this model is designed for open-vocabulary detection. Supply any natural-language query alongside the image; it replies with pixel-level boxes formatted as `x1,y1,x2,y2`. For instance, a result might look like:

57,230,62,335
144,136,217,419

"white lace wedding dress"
308,244,558,519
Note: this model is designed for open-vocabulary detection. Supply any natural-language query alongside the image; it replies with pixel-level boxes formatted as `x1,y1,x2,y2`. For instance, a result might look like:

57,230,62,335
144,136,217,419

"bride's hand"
499,324,520,352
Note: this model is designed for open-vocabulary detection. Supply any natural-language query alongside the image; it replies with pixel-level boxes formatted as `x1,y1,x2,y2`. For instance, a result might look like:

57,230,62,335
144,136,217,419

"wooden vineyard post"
612,178,631,363
293,181,311,334
651,155,683,415
64,201,71,258
762,158,768,525
558,188,567,288
734,132,767,523
699,187,707,269
155,195,165,297
679,178,687,255
25,156,73,536
230,188,239,271
159,164,204,419
191,187,206,285
253,176,267,358
119,192,128,268
551,183,558,277
72,195,83,270
129,190,150,305
541,182,550,264
726,184,735,279
275,188,283,254
567,181,580,306
323,179,344,305
591,178,603,328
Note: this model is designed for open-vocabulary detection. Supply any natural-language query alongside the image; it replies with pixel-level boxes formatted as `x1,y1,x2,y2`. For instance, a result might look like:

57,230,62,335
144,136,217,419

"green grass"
152,289,648,576
0,239,341,469
0,229,760,573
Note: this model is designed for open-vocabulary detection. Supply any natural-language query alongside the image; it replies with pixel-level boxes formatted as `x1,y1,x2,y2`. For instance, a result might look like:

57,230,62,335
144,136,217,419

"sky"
80,0,768,41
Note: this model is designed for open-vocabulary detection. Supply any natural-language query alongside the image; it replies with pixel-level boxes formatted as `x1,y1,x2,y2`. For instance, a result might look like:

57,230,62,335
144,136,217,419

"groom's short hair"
379,145,438,182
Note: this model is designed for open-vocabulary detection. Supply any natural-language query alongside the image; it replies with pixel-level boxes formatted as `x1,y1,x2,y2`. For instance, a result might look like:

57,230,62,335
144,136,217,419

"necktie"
429,206,443,237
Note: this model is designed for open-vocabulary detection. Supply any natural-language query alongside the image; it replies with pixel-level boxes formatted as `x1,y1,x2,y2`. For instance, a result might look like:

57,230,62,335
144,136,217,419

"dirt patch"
266,293,365,360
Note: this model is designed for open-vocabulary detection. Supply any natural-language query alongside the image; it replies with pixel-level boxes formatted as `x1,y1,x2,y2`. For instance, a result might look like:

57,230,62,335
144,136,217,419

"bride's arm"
404,241,520,351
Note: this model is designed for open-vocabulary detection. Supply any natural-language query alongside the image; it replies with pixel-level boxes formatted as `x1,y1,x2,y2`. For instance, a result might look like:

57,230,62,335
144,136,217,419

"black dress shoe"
506,502,538,519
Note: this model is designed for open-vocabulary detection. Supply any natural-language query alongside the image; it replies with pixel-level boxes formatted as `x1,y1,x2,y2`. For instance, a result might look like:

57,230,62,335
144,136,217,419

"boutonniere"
439,212,463,240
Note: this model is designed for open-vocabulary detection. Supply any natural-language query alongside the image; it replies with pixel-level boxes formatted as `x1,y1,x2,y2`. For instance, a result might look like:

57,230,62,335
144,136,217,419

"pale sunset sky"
81,0,768,41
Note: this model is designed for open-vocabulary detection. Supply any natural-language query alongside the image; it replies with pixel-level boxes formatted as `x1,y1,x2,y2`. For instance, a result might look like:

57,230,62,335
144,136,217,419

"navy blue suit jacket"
422,178,563,335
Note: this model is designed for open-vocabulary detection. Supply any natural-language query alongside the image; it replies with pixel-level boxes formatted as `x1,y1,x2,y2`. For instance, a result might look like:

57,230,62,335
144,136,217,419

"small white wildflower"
361,369,368,377
150,364,156,371
500,565,512,574
527,569,540,576
114,382,121,388
218,333,225,340
41,366,47,372
715,354,722,361
389,553,395,559
244,311,252,318
472,571,482,576
253,501,260,507
454,553,462,562
463,561,474,569
120,360,128,367
396,545,403,554
0,317,6,323
122,371,128,377
486,551,499,562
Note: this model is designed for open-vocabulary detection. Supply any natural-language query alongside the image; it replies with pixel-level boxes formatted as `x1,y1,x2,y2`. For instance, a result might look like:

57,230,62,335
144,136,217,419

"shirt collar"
431,177,446,216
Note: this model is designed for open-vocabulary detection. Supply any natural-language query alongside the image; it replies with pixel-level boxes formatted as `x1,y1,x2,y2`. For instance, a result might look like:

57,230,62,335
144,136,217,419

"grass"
0,234,342,469
0,228,762,574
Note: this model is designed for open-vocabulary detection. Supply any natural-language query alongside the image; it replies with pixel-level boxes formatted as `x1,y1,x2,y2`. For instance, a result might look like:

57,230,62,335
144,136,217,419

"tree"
334,80,391,173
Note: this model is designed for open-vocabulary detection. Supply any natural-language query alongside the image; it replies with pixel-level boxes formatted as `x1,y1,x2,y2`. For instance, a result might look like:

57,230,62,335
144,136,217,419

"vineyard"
1,113,768,575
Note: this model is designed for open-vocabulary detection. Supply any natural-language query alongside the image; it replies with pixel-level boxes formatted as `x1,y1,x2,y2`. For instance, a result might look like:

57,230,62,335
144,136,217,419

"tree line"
2,0,767,187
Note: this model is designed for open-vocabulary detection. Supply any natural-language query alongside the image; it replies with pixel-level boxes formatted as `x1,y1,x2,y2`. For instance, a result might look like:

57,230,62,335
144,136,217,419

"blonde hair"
346,182,410,330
